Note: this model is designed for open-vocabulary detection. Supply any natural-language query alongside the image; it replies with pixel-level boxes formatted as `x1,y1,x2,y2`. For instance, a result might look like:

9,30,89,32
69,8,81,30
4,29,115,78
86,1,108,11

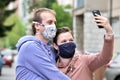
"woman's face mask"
58,42,76,58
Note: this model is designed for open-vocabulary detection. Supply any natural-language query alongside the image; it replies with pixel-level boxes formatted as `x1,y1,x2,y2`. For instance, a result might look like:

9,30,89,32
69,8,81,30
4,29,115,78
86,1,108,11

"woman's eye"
69,39,74,42
61,39,73,43
62,40,67,43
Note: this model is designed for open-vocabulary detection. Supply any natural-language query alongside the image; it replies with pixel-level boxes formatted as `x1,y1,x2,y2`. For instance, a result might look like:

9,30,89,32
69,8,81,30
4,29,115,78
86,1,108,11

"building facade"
17,0,33,35
73,0,120,53
73,0,120,80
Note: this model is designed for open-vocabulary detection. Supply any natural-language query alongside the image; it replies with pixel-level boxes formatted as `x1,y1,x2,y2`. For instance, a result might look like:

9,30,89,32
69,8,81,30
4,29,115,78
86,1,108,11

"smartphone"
92,10,103,28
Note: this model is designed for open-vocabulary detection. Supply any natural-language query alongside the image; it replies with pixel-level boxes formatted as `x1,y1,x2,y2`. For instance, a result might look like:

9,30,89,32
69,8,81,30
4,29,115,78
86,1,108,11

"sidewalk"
0,66,15,80
0,56,16,80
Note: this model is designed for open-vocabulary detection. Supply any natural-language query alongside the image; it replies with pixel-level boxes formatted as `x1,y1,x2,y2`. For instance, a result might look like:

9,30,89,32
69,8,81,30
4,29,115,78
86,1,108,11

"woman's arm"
88,15,114,72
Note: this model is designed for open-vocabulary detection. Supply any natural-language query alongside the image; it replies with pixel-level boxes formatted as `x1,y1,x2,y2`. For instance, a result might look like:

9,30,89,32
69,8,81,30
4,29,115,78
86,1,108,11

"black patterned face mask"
58,42,76,58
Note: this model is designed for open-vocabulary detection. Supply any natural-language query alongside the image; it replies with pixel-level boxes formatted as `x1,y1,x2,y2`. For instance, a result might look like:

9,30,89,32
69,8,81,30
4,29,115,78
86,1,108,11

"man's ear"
53,43,58,50
34,23,40,31
35,23,44,32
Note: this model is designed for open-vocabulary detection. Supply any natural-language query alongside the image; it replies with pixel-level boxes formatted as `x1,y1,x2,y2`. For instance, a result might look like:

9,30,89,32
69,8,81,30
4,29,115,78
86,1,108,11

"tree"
45,0,56,8
28,0,72,29
51,3,72,29
0,0,16,37
2,14,25,49
29,0,46,12
29,0,56,12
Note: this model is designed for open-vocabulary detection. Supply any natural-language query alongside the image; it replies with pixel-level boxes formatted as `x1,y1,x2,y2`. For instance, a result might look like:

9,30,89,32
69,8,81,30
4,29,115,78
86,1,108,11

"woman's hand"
94,14,113,34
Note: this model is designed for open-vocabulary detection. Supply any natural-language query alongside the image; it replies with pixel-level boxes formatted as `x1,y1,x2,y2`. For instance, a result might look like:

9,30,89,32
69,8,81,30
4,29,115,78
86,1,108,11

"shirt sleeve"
24,42,70,80
87,34,114,72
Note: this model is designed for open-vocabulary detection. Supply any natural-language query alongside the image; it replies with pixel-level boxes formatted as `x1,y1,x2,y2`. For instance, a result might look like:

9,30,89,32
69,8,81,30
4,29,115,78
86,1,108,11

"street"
0,57,16,80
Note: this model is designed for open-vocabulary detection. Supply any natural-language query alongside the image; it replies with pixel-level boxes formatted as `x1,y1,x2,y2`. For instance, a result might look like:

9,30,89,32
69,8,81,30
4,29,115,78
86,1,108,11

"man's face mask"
33,21,57,41
42,24,57,40
58,42,76,58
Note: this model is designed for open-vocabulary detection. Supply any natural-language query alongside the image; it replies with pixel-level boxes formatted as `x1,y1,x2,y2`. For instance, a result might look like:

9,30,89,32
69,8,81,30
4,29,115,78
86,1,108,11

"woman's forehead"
58,32,73,40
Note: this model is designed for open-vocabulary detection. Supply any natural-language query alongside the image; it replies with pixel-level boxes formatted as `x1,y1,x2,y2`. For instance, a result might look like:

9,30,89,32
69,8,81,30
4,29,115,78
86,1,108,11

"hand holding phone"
92,10,104,28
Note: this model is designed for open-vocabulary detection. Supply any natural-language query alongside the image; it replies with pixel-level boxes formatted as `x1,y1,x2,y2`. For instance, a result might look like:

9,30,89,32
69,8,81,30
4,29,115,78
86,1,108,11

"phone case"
92,10,103,28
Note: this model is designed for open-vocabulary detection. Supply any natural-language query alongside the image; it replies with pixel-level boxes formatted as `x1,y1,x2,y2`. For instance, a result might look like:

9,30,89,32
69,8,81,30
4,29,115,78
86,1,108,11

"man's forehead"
41,12,56,20
41,12,54,17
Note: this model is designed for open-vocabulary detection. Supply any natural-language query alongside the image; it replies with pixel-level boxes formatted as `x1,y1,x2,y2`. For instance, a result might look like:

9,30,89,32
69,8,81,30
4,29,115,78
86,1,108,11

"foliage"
44,0,56,8
28,0,72,29
29,0,56,12
51,3,72,29
0,0,16,37
1,14,25,49
64,4,72,9
29,0,46,12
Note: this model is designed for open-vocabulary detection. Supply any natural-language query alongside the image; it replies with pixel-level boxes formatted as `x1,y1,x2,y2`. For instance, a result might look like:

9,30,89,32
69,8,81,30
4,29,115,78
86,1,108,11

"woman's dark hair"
53,27,73,45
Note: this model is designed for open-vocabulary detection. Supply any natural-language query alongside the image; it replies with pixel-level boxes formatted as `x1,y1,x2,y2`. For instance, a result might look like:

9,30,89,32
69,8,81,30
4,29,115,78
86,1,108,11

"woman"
53,15,114,80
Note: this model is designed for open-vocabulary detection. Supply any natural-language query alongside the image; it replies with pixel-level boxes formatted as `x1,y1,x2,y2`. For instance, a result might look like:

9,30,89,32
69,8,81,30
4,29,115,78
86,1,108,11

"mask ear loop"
40,24,45,27
32,21,45,35
32,21,45,27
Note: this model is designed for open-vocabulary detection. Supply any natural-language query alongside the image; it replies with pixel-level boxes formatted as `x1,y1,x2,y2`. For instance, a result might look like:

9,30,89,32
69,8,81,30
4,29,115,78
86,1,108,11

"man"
16,8,70,80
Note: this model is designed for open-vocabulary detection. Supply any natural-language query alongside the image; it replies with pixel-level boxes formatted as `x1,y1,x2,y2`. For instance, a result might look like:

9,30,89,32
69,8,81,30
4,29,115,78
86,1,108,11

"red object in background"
2,55,14,67
0,49,16,68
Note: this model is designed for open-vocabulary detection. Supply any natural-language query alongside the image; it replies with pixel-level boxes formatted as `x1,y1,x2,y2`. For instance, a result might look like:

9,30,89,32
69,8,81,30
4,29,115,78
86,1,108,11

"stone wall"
84,12,106,51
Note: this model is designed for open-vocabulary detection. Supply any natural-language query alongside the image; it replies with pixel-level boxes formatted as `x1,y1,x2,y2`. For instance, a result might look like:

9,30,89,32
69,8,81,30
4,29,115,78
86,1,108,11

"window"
74,0,84,9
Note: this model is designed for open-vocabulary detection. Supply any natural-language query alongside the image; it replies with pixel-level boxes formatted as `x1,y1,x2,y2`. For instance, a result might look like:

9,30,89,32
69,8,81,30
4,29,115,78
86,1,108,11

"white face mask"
42,24,57,40
33,21,57,41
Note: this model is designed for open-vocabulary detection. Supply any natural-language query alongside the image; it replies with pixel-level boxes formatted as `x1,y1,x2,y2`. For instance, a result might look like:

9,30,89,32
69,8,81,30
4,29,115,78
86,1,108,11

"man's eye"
47,20,56,25
47,21,52,25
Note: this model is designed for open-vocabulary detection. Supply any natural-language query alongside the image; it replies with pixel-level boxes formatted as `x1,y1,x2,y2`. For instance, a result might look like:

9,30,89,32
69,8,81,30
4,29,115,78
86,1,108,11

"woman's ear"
53,43,58,50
